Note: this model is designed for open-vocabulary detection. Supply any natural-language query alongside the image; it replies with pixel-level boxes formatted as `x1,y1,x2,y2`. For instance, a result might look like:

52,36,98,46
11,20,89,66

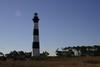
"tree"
93,45,100,56
6,50,19,58
87,46,93,56
55,48,62,56
25,52,31,58
56,47,74,57
0,52,4,56
75,46,80,56
0,52,6,61
41,51,49,57
80,46,87,56
18,51,25,56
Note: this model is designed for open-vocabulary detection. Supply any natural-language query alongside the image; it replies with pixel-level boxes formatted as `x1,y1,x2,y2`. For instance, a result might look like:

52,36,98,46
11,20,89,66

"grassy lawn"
0,57,100,67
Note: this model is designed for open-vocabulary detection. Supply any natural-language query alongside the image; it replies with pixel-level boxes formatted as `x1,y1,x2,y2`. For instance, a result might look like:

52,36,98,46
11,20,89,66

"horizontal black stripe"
33,29,39,35
32,42,39,48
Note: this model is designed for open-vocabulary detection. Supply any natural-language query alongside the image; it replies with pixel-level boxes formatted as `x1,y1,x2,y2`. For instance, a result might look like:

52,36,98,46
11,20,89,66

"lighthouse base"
32,49,40,56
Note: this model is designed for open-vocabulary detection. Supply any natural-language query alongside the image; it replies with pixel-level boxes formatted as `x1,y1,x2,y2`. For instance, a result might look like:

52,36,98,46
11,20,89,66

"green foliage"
13,55,26,61
56,51,62,56
56,45,100,57
56,47,74,57
41,51,49,57
0,52,4,56
0,56,6,61
55,48,62,56
18,51,25,55
30,56,45,60
25,52,31,58
5,50,31,60
5,50,19,58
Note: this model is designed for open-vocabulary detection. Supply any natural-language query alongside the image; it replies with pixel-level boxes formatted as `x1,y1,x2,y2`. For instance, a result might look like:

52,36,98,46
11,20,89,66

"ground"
0,57,100,67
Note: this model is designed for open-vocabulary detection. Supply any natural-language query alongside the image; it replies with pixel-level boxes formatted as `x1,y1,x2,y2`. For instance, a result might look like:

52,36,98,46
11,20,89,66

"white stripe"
33,23,38,29
33,35,39,42
32,49,40,56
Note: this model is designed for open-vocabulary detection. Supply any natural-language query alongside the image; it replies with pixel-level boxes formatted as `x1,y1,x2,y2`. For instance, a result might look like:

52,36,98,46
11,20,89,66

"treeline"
56,45,100,57
0,45,100,61
0,50,49,60
0,51,31,60
5,51,31,60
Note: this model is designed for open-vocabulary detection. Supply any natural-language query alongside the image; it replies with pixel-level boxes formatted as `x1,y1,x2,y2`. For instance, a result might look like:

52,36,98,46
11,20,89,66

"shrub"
30,56,45,60
0,56,6,61
13,55,26,61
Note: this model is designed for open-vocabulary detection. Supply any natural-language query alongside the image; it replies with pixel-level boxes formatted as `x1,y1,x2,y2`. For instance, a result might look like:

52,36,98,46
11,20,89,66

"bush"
13,55,26,61
0,56,6,61
30,56,45,60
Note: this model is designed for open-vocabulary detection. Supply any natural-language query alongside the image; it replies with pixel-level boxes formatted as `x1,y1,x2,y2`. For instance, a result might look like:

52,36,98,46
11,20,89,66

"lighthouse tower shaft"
32,13,40,56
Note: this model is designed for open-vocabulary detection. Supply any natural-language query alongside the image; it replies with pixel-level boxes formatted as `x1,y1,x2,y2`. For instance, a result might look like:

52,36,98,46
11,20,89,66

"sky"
0,0,100,56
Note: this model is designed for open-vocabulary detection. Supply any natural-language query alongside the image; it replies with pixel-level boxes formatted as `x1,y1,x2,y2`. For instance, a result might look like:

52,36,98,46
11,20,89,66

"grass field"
0,57,100,67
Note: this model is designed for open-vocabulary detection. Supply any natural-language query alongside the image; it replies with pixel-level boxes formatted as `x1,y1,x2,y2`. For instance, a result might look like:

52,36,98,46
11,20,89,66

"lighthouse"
32,13,40,56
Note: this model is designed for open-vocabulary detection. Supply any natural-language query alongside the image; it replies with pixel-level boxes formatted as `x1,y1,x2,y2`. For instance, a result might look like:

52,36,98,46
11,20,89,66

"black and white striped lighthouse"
32,13,40,56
